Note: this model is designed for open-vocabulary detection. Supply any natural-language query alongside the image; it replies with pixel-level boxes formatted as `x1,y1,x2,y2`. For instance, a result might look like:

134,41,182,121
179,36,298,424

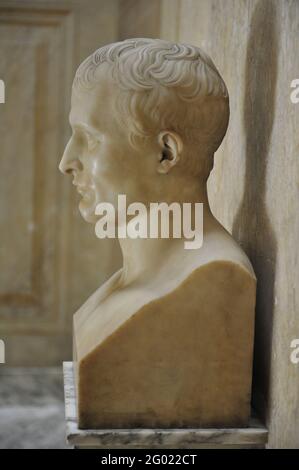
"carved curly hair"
73,38,229,179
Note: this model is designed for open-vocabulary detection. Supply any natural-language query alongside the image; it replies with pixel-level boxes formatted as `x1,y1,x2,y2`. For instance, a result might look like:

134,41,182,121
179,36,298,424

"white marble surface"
0,367,70,449
64,362,268,449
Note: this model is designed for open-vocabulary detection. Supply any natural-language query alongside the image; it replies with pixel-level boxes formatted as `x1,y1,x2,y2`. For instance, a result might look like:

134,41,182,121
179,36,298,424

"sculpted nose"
59,139,82,175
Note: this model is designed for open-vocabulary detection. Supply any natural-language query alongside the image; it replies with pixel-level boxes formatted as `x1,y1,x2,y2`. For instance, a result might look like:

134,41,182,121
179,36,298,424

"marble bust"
59,38,256,429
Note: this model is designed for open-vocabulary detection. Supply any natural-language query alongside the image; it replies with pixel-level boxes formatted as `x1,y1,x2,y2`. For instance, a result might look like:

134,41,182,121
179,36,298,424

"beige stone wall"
1,0,298,448
160,0,299,448
0,0,162,367
0,0,122,366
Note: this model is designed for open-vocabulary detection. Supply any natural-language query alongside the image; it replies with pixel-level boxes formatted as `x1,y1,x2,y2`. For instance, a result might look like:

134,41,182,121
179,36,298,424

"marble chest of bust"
59,38,256,429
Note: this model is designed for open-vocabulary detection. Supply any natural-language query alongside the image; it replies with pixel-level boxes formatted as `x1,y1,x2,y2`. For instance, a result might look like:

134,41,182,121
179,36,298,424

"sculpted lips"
76,185,87,196
73,178,93,203
72,179,91,199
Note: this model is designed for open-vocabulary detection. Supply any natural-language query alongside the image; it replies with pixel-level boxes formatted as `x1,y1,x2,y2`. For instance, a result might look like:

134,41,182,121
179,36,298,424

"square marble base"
63,362,268,449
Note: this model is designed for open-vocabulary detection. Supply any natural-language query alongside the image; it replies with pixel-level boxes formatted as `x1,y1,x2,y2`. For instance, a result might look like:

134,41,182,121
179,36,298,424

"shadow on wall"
232,0,278,422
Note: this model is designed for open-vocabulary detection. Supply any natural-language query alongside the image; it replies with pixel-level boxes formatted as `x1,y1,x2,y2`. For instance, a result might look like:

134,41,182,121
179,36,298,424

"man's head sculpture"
59,38,229,223
59,40,257,431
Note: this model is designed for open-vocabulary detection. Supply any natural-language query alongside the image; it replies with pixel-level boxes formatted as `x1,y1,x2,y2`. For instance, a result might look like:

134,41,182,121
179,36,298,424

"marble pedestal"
63,362,268,449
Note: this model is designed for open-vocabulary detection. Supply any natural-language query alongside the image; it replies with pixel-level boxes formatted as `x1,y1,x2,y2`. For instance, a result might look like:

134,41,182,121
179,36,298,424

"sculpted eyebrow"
76,123,103,138
71,123,103,140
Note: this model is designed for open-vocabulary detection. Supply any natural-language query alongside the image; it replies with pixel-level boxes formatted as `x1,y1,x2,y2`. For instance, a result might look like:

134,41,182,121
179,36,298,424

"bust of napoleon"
59,38,256,429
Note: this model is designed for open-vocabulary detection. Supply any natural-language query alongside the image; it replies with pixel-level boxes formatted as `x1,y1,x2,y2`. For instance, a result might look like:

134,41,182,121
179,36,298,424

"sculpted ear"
157,131,183,174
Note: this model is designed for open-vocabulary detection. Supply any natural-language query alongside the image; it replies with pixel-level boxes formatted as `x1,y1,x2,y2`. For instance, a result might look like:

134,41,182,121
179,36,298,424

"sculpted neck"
117,179,217,286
